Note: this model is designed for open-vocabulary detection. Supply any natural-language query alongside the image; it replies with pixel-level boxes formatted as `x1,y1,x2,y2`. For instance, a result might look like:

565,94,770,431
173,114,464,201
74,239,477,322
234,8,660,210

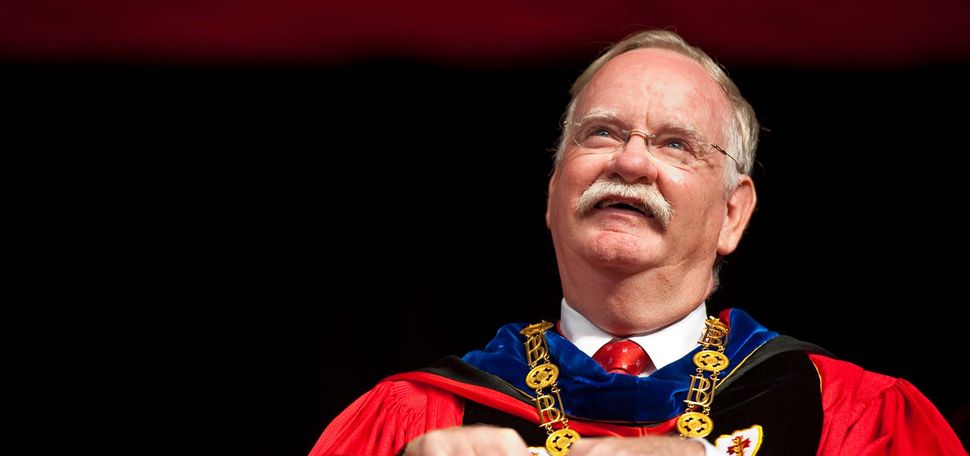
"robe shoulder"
307,379,462,456
811,354,966,455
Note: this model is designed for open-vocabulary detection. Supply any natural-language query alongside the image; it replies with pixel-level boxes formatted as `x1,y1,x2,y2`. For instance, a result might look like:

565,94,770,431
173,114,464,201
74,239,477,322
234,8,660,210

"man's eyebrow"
577,109,622,123
652,122,710,142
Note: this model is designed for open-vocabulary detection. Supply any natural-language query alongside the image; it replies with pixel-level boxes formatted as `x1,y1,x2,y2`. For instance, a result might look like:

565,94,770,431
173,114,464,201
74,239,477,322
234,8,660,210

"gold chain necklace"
676,316,729,439
520,321,580,456
520,316,729,451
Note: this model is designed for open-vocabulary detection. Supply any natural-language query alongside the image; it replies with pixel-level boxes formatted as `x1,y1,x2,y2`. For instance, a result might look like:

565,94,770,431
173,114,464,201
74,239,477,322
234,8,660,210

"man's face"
547,48,743,278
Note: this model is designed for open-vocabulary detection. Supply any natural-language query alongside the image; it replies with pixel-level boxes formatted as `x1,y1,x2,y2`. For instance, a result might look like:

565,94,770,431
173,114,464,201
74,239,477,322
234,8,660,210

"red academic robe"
309,354,965,455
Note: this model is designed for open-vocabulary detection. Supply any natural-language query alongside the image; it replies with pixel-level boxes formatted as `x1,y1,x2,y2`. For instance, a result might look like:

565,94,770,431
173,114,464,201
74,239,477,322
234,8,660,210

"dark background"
4,1,969,454
15,59,964,456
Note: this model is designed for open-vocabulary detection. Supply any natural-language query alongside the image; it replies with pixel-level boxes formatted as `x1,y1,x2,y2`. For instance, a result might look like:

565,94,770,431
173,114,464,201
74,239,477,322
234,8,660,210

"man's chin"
584,234,657,269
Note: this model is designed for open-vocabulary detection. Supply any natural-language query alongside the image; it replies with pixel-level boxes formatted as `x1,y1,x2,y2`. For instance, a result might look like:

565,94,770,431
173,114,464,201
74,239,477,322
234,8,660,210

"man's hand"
403,425,530,455
569,435,706,456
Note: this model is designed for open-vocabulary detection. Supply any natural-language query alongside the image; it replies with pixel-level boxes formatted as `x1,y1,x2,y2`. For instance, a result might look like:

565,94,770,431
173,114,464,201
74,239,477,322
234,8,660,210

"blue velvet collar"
462,308,777,423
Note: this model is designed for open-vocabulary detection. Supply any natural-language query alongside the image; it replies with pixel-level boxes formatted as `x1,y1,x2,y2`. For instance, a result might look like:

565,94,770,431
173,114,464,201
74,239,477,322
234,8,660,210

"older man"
310,30,964,456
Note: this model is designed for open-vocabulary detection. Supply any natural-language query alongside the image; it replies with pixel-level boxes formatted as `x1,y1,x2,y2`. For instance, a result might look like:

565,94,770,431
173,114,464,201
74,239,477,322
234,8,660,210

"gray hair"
555,30,759,192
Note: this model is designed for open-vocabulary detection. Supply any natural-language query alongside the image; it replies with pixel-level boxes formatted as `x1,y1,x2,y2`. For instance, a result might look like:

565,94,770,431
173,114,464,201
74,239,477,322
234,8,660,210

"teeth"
596,199,650,215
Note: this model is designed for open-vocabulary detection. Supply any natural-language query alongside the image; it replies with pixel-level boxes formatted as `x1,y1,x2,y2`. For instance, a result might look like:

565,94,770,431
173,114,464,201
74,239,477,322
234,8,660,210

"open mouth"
594,198,654,218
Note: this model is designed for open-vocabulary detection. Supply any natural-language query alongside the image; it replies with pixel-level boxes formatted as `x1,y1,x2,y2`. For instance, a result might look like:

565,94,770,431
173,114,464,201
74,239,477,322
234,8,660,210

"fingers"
569,435,705,456
404,425,531,456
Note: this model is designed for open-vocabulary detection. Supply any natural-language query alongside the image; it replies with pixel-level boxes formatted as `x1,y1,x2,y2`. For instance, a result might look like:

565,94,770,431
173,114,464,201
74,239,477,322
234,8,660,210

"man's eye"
591,128,612,137
666,139,686,149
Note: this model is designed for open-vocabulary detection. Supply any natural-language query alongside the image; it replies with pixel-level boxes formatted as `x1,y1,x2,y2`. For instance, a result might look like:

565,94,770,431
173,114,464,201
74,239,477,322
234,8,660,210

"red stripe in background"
1,0,969,67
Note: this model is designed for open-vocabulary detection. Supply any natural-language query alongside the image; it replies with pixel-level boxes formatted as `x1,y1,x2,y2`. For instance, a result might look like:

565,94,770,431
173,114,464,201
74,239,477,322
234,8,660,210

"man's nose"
609,130,659,184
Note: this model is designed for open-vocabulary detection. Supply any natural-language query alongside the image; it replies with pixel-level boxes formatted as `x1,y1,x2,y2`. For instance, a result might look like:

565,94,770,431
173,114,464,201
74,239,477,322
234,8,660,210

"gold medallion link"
526,363,560,389
693,350,729,372
545,428,581,456
676,411,714,438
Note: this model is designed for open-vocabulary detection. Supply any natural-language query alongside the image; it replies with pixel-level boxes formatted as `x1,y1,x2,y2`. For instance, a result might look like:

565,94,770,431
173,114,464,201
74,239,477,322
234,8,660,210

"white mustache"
576,178,673,228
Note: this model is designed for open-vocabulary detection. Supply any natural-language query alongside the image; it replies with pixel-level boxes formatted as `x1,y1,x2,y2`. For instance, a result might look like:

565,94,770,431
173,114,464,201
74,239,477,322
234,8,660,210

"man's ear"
545,169,559,229
717,175,757,255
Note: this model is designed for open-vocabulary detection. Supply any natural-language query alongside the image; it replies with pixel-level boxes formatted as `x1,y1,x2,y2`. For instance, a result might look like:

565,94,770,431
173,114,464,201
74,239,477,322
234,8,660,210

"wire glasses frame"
563,120,739,169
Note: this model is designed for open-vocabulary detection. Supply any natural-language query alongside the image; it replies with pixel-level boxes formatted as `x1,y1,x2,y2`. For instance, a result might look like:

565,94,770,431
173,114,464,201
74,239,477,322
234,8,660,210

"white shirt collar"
559,298,708,375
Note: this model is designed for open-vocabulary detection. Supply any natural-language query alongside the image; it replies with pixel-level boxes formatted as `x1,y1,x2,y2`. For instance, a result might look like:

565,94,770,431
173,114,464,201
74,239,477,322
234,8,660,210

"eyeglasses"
563,118,739,169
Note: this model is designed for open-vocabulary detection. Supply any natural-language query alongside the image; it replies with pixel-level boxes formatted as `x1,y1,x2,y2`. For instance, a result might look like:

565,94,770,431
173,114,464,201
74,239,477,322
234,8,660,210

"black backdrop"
10,59,968,453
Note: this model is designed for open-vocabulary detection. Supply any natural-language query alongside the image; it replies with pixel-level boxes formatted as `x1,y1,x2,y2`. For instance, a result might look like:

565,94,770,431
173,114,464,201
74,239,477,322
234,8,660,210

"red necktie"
592,339,652,375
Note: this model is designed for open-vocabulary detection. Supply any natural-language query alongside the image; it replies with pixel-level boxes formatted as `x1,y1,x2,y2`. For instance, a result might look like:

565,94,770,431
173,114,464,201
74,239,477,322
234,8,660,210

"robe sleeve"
810,354,966,455
307,379,463,456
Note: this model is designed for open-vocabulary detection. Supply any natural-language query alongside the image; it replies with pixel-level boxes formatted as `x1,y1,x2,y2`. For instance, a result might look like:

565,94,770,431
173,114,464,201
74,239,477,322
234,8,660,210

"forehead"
576,48,731,140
